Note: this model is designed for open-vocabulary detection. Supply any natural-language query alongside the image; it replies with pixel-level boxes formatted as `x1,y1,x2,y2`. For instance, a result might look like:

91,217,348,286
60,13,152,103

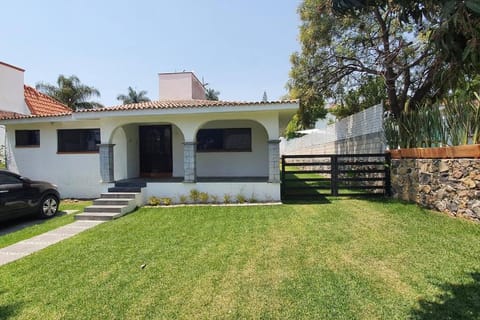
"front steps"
75,181,145,221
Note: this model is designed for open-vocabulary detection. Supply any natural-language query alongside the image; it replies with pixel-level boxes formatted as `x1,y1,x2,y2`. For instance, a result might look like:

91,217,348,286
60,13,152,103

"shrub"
160,198,172,206
210,194,219,203
236,194,246,204
223,194,231,204
148,196,160,206
189,189,200,203
179,195,188,204
248,193,258,203
199,192,209,204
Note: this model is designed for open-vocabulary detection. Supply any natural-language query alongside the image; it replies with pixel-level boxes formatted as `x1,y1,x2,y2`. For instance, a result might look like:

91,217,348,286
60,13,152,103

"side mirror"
20,176,32,184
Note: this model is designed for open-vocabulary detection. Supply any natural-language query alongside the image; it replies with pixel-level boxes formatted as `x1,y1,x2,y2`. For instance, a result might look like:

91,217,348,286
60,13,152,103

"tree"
289,0,446,121
36,75,102,111
330,75,386,118
262,91,268,102
331,0,480,84
205,87,220,101
117,87,150,104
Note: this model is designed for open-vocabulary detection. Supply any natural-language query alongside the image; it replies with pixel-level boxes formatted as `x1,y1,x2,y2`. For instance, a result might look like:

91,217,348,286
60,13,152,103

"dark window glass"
0,172,22,184
15,130,40,147
197,128,251,152
57,129,100,153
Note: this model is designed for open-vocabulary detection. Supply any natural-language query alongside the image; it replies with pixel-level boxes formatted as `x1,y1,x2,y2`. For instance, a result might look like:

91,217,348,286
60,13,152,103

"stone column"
98,144,115,183
268,140,281,183
183,142,196,183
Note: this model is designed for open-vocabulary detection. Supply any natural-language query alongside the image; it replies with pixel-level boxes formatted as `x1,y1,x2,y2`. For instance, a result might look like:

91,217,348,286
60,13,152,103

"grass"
0,200,91,249
0,199,479,319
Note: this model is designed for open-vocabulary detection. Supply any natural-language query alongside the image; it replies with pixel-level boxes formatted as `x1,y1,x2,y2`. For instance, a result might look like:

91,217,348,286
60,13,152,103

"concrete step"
93,198,133,206
84,205,126,214
108,187,142,193
114,181,147,188
100,192,138,199
75,212,125,221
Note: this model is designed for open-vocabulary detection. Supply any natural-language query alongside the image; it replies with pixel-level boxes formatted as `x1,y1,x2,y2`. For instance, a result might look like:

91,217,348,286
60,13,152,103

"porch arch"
102,122,186,181
193,119,275,180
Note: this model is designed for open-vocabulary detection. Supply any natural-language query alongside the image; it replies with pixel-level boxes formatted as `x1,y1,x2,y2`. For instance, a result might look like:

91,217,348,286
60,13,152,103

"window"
15,130,40,147
57,129,100,153
197,128,251,152
0,172,22,185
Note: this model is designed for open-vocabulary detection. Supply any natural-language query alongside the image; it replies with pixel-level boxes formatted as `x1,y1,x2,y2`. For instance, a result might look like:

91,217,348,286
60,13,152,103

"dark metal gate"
281,153,391,200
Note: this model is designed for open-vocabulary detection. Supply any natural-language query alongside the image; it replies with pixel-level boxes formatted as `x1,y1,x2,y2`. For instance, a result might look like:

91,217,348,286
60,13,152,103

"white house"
0,62,298,202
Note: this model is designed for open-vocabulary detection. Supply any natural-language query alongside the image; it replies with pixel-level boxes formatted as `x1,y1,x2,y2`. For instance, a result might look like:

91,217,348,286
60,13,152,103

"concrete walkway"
0,220,104,266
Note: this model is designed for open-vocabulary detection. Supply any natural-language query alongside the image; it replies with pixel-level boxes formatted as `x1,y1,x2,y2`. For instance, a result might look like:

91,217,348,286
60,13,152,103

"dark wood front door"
139,125,173,177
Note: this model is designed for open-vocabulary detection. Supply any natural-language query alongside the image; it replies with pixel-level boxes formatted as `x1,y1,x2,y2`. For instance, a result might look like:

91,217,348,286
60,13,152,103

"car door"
0,172,31,221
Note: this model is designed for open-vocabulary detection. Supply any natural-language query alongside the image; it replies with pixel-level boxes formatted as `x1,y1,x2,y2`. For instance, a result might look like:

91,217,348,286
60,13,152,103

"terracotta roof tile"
0,92,297,121
23,85,72,116
76,99,298,113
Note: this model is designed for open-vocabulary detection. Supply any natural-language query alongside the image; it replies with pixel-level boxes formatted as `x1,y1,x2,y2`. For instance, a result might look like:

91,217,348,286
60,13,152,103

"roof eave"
72,102,299,120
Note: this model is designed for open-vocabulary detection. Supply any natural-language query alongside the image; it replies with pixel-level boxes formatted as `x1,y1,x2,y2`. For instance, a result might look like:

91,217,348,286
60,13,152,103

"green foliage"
199,192,210,204
223,193,232,204
160,198,172,206
284,114,305,140
289,0,457,119
36,75,103,110
179,195,188,204
236,194,246,204
205,87,220,101
148,196,161,206
117,87,150,104
210,194,219,203
330,76,386,119
248,193,258,203
189,189,200,203
331,0,480,84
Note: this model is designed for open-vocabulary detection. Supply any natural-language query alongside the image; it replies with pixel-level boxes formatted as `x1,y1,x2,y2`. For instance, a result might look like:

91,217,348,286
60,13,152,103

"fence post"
384,152,392,197
331,155,339,196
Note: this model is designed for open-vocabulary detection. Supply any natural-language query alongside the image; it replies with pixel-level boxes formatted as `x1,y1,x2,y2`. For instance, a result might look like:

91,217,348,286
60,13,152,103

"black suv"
0,170,60,223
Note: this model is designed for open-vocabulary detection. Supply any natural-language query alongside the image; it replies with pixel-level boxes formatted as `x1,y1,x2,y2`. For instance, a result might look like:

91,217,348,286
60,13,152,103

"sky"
1,0,302,107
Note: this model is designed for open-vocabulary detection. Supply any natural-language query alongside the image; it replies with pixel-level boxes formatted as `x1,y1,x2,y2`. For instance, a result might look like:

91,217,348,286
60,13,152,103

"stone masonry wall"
391,159,480,222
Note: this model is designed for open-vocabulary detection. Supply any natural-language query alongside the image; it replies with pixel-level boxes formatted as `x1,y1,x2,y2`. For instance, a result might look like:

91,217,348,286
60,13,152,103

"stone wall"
391,158,480,221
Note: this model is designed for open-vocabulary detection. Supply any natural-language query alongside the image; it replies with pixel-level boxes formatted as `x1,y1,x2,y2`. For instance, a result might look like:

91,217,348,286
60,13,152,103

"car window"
0,173,22,185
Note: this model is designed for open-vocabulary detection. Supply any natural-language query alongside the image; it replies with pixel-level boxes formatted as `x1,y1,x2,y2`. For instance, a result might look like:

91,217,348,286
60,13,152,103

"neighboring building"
0,62,298,201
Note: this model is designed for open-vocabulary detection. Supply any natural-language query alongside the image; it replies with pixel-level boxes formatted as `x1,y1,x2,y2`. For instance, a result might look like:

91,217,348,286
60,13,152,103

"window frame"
15,130,40,148
57,128,101,154
196,128,252,153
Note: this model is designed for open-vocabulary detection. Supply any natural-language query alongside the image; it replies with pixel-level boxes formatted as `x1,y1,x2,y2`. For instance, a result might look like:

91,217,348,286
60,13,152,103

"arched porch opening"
108,122,185,181
194,119,270,180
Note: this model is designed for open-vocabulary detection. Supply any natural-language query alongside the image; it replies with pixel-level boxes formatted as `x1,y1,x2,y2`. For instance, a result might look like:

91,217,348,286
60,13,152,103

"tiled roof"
0,86,72,120
0,94,297,121
0,110,25,119
23,85,72,116
76,99,298,113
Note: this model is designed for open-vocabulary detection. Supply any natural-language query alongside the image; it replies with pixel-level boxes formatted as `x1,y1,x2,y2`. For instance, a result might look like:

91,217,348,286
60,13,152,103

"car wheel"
39,195,59,218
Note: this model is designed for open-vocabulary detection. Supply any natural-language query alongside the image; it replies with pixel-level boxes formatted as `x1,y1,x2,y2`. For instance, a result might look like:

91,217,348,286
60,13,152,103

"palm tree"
205,87,220,101
116,87,150,104
36,75,103,111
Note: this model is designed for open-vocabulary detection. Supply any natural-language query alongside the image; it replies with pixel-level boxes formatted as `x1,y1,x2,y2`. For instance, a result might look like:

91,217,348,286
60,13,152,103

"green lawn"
0,199,479,319
0,200,91,249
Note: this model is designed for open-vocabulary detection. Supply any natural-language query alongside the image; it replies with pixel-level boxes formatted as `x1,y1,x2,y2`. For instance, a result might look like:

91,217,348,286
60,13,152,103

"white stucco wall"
6,121,105,198
196,120,269,177
0,62,30,114
145,182,280,202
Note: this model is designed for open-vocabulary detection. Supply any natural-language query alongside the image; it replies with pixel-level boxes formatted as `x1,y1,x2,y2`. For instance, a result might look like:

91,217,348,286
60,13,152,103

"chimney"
0,62,30,114
158,72,206,100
